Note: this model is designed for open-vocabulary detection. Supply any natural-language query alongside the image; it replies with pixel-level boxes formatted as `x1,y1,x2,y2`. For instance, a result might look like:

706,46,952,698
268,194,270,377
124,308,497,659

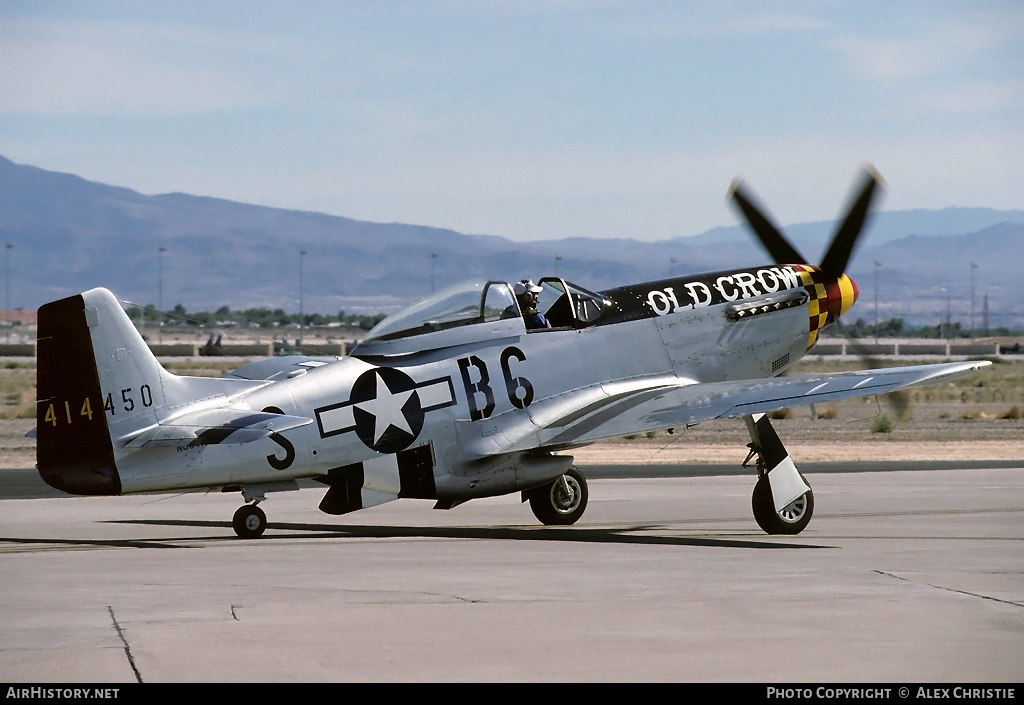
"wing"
466,360,990,456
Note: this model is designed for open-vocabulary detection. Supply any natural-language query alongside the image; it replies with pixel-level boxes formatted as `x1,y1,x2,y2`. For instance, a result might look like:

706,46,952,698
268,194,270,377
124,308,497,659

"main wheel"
751,473,813,535
232,504,267,538
529,467,588,525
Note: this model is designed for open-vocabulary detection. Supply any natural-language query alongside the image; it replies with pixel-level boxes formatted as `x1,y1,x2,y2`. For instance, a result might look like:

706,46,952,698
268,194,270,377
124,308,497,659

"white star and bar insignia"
315,367,456,453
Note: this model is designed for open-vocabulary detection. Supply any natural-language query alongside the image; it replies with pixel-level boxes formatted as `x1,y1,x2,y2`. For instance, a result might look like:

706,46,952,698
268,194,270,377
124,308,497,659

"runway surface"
1,466,1022,682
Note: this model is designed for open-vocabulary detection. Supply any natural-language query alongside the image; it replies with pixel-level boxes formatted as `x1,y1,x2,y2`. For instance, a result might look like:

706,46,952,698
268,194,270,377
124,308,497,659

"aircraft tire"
232,504,267,539
751,473,813,535
529,467,588,526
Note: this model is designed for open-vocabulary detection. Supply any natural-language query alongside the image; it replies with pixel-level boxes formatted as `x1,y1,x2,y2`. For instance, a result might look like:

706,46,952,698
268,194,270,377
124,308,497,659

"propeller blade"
728,178,807,265
819,166,885,278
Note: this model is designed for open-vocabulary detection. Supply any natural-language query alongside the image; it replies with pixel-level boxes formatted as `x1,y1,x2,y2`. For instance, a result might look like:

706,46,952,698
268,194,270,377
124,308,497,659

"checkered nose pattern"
797,266,860,349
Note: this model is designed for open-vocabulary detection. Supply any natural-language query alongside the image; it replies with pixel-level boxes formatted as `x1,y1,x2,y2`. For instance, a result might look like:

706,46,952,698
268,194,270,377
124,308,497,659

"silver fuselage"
113,265,822,502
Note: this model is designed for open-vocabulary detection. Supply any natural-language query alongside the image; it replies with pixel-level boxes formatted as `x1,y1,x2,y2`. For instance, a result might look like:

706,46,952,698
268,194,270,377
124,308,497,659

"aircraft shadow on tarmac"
98,519,832,550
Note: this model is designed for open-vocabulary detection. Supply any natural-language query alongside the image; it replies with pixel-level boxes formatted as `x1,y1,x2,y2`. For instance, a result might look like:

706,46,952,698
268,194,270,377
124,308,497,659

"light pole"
158,246,166,344
982,293,989,337
970,262,977,339
942,287,950,341
5,243,12,345
873,261,880,343
299,249,307,343
430,252,438,292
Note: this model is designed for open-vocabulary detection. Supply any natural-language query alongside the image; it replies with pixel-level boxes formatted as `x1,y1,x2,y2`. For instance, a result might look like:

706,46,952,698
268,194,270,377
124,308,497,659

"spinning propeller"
728,165,883,279
728,166,911,423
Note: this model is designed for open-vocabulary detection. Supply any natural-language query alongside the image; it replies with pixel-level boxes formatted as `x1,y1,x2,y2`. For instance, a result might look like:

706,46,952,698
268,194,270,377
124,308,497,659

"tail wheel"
752,473,814,535
232,504,267,539
529,467,588,526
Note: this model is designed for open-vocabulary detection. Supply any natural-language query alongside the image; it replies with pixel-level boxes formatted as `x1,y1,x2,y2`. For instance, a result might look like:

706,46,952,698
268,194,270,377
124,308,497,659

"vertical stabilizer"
37,288,183,494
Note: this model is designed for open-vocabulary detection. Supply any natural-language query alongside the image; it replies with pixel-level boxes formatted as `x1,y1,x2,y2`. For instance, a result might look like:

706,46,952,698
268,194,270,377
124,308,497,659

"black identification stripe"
753,414,790,471
318,444,436,516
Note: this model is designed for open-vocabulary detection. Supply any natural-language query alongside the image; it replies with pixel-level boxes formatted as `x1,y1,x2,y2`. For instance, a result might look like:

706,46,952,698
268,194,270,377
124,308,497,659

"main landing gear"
744,413,814,534
526,466,589,525
229,481,300,538
231,486,270,538
232,503,267,538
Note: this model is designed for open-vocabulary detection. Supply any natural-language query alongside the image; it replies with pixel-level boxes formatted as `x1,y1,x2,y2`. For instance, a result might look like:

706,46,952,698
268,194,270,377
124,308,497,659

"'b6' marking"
458,346,534,420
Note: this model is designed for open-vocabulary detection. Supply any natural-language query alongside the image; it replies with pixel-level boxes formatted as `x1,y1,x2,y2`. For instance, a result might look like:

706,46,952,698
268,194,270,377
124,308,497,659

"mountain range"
1,154,1022,330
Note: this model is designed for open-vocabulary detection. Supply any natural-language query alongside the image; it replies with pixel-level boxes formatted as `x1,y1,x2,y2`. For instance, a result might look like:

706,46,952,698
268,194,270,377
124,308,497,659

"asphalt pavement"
1,466,1022,682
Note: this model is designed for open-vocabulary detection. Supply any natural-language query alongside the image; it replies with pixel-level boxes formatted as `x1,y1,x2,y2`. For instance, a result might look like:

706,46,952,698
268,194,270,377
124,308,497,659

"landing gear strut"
527,466,589,525
744,413,814,535
232,504,267,539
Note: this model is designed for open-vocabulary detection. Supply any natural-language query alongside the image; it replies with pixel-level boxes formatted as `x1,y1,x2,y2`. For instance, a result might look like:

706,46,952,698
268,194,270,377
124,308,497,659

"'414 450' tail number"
42,384,154,427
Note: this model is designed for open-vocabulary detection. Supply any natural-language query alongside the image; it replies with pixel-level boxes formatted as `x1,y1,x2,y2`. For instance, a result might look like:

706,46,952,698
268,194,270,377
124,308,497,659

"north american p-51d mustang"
36,169,988,536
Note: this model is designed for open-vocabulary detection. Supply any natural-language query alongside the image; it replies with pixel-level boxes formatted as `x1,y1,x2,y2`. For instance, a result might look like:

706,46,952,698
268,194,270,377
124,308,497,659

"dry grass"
816,403,839,419
0,365,38,420
5,357,1024,425
793,357,1024,405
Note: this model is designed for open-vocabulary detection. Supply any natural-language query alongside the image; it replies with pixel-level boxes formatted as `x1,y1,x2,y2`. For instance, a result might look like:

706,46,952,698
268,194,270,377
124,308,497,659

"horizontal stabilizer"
118,409,313,448
227,356,336,381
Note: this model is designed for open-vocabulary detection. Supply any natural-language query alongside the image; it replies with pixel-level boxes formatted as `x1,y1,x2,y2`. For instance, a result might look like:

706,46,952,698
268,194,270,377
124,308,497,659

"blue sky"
1,1,1021,241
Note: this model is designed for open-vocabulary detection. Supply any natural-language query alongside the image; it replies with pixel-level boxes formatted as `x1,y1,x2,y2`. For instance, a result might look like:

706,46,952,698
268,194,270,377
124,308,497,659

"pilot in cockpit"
512,279,552,330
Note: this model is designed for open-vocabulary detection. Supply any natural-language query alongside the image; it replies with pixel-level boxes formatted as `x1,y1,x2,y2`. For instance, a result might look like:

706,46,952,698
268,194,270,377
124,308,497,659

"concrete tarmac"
1,466,1022,683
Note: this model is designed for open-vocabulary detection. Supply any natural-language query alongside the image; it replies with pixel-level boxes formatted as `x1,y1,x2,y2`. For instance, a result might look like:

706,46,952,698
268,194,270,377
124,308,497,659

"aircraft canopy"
362,277,611,344
362,279,517,343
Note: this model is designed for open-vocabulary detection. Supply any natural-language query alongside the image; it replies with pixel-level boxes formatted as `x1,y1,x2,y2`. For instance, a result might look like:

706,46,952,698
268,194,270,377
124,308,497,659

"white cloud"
916,81,1020,117
598,3,831,40
831,35,943,82
0,19,283,116
830,11,1020,85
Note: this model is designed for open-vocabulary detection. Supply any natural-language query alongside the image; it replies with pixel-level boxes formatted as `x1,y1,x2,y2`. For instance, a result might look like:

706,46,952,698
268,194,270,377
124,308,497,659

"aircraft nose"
839,274,858,317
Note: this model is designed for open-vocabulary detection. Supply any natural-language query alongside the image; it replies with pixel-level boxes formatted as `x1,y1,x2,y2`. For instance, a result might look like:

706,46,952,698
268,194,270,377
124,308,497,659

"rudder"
37,288,181,494
36,291,121,494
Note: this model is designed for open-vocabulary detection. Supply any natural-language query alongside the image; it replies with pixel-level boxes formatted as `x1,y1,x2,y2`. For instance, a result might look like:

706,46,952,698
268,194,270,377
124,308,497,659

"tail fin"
36,290,127,494
37,288,298,495
37,288,188,494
